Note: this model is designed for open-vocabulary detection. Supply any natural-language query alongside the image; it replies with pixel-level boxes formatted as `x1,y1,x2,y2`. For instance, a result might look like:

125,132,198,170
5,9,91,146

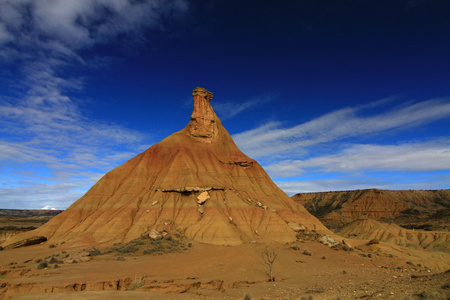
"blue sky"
0,0,449,210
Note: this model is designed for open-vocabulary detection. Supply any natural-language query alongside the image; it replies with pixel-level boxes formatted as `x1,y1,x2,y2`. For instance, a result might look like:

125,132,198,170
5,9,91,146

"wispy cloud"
214,94,278,120
266,141,450,178
232,97,450,194
233,98,450,159
0,0,188,209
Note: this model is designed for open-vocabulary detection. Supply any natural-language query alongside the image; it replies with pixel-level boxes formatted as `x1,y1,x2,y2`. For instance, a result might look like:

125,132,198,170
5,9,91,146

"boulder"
197,191,210,205
319,235,339,247
149,229,162,240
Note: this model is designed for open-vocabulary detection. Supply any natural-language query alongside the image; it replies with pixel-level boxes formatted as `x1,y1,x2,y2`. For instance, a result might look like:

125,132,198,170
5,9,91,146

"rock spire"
188,87,217,142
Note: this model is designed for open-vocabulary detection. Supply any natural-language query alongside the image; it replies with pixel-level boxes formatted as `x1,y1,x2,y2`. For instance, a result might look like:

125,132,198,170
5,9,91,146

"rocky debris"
319,235,340,247
197,191,210,205
151,201,159,206
342,239,354,250
367,238,380,245
149,229,162,240
161,186,227,193
62,251,92,264
198,205,205,214
4,236,47,249
288,222,306,232
219,160,254,168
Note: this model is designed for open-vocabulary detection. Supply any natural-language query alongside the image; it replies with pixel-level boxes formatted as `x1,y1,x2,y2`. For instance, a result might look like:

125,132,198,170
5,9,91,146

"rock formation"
292,189,450,230
3,87,327,247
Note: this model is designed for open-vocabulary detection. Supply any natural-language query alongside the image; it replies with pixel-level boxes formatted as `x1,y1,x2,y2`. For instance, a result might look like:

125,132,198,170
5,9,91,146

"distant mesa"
2,87,327,248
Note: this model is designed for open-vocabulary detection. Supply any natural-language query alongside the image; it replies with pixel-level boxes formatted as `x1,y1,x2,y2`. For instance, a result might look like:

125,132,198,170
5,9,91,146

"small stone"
149,229,162,240
151,201,159,206
197,191,210,204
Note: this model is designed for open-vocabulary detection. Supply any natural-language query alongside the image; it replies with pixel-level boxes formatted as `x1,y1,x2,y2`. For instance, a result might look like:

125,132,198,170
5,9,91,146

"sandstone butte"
3,87,327,248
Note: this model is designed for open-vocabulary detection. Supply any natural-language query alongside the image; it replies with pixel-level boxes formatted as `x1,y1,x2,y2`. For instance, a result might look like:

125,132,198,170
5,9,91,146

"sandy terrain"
1,236,449,299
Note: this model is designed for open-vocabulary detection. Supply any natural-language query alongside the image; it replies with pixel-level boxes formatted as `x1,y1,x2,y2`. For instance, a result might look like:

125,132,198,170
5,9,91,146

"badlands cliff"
3,87,327,247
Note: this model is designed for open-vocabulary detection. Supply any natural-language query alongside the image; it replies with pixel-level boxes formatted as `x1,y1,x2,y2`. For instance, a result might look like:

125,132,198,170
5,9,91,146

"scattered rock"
149,229,162,240
342,239,353,249
62,251,92,264
151,200,159,206
367,238,380,245
288,222,306,232
319,235,339,247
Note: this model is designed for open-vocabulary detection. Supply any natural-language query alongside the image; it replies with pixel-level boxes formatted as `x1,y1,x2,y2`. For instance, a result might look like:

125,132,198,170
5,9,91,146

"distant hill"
292,189,450,231
0,209,63,218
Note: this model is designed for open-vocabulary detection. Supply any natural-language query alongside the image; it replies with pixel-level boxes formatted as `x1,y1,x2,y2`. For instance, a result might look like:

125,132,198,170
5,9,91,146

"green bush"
37,262,48,269
127,279,145,291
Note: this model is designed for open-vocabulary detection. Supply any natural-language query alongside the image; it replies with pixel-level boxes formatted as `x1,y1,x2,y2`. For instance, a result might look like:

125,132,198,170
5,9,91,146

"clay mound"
337,219,450,251
3,87,327,247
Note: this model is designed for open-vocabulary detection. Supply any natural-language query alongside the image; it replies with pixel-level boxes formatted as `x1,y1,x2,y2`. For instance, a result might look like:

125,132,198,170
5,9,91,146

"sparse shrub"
303,250,312,256
135,240,146,245
188,243,192,247
37,262,48,269
290,244,300,251
48,244,55,248
72,260,78,263
367,239,379,245
49,257,59,264
117,256,125,261
244,294,253,300
127,279,145,291
322,256,326,260
54,264,59,268
35,259,42,263
261,248,278,282
88,247,101,256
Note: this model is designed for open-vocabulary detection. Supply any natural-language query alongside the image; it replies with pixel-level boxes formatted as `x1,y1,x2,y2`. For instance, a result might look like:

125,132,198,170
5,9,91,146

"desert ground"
0,216,449,300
